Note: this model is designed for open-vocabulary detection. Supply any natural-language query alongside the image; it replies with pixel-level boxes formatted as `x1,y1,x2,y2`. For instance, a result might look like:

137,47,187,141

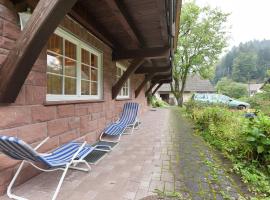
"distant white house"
156,75,216,105
248,83,264,96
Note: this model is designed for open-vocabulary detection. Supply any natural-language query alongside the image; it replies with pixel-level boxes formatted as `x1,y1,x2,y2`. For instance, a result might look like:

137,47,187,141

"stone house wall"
0,4,148,195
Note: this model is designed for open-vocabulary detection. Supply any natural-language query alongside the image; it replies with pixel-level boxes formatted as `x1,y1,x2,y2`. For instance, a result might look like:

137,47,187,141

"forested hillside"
214,40,270,83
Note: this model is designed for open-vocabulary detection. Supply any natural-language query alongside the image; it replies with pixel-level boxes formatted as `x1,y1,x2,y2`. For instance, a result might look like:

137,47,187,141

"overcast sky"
195,0,270,51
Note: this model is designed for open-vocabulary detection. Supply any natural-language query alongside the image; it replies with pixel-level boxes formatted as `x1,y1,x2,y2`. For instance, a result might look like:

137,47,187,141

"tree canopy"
172,1,229,106
214,40,270,83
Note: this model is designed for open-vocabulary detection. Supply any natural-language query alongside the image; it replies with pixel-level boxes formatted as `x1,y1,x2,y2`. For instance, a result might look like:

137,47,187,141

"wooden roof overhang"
0,0,181,103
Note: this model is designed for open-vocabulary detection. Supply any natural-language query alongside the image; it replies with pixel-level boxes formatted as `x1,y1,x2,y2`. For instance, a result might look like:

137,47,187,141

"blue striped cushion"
0,136,39,162
39,142,94,167
104,102,139,136
0,136,94,168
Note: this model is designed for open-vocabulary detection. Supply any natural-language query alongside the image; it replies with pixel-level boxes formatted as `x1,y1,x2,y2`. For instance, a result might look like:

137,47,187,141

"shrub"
216,77,248,99
148,95,169,108
184,102,270,197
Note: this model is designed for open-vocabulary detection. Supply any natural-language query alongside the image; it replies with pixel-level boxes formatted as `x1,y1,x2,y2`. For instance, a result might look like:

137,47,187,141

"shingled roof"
158,74,216,92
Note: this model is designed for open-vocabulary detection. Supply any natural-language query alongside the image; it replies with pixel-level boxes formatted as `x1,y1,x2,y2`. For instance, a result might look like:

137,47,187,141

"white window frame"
116,62,130,99
46,28,103,101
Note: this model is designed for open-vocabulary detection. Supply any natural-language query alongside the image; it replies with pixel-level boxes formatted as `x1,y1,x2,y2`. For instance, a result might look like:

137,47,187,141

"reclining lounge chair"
0,136,95,200
100,102,140,142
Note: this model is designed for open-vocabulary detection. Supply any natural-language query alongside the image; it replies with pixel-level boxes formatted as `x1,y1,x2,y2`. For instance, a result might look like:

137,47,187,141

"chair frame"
99,116,140,143
6,137,92,200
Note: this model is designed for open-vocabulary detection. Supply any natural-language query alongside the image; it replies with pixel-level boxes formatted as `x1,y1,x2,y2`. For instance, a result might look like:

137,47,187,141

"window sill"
115,98,132,101
44,99,105,106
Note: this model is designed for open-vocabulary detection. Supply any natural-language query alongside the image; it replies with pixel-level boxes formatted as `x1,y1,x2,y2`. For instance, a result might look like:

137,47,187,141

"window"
116,62,130,99
46,29,102,101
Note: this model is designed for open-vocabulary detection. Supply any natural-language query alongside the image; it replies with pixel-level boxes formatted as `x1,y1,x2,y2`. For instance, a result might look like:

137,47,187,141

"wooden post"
135,73,156,98
152,83,163,95
112,58,145,99
0,0,78,103
145,83,157,96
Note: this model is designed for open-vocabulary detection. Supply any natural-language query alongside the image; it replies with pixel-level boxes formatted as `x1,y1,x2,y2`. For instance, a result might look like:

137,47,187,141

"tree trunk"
178,73,188,107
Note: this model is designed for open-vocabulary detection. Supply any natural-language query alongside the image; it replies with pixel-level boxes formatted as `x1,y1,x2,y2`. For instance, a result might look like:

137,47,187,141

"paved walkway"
1,108,247,200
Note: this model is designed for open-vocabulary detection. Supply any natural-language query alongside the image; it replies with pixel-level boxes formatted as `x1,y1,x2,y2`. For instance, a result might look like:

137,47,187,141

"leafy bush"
185,102,270,197
148,95,169,108
216,77,248,98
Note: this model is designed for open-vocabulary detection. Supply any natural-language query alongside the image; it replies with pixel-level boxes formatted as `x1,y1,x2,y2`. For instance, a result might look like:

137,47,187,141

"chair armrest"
34,137,50,150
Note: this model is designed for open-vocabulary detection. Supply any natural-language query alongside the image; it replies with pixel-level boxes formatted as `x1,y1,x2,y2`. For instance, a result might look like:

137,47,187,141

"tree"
214,40,270,83
216,77,248,99
232,52,258,82
172,1,229,106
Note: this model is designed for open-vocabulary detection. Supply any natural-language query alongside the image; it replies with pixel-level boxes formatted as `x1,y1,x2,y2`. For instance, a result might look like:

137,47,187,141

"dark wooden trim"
69,10,114,48
112,58,145,99
0,0,78,103
174,0,182,50
0,0,15,10
152,74,172,81
135,66,171,74
152,83,163,95
135,73,156,98
156,0,169,46
104,0,144,47
145,83,157,96
113,47,170,60
69,4,123,49
152,79,172,84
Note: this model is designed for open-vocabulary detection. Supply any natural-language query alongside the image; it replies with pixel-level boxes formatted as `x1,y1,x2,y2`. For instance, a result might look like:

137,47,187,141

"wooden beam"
112,58,145,99
104,0,144,47
152,79,172,84
145,83,157,96
152,74,172,81
0,0,78,103
152,83,163,95
135,66,171,74
135,73,156,98
174,0,182,50
156,0,169,46
113,47,170,61
69,4,123,49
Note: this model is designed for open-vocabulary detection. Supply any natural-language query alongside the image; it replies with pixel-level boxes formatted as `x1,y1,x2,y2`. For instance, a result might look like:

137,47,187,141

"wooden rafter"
152,83,163,95
112,58,145,99
135,73,156,98
0,0,78,103
152,74,172,81
156,0,169,46
113,47,170,60
145,83,156,96
69,4,123,49
104,0,144,47
135,66,171,74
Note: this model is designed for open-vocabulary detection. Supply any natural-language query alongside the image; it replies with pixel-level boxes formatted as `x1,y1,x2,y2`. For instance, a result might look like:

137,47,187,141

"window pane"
117,67,121,77
65,40,76,59
64,77,76,95
65,58,76,77
91,68,97,81
81,64,90,80
91,54,98,68
47,74,62,94
81,80,90,95
48,34,63,54
91,82,97,95
81,49,90,65
47,53,63,74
